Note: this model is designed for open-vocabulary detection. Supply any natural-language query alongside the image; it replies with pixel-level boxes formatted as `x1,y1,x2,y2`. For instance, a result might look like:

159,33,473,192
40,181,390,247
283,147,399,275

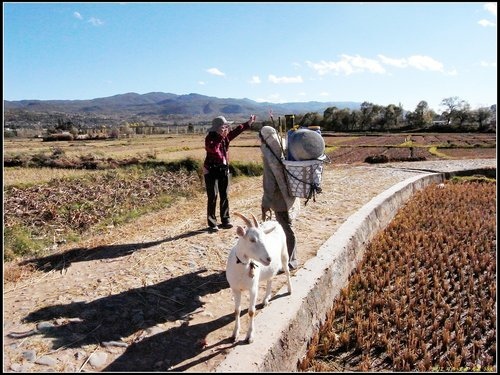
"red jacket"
204,121,251,168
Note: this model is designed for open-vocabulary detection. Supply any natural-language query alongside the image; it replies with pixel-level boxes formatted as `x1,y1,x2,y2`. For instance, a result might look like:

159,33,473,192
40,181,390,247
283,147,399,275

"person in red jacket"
204,114,256,232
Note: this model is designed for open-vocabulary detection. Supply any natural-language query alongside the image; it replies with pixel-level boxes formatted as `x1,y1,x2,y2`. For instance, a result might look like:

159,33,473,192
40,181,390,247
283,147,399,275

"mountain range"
4,92,361,123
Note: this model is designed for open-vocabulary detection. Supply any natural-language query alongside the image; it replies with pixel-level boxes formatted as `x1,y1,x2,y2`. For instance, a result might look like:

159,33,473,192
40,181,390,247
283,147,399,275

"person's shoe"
220,222,233,229
208,226,219,233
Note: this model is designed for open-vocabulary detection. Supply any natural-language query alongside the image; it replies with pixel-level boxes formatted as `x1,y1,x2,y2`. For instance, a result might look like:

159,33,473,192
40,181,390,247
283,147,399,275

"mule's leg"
231,289,242,342
245,285,258,343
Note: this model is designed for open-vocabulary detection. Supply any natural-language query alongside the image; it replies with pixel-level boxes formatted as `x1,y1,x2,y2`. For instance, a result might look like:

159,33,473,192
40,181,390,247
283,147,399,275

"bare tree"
440,96,467,126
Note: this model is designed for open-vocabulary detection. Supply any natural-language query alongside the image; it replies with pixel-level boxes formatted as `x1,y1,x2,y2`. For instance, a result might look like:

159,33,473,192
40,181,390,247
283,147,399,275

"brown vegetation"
3,168,199,261
299,179,496,372
3,132,496,263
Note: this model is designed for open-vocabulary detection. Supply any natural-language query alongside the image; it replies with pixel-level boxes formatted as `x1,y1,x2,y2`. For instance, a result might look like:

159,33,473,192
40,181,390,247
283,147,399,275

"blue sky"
3,2,497,112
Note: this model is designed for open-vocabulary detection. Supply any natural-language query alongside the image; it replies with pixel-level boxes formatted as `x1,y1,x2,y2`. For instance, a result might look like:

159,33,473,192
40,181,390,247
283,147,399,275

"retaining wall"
215,164,495,372
215,172,444,372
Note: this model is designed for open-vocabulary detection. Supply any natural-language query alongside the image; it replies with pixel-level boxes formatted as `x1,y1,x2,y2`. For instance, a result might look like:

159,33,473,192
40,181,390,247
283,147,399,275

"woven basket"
282,156,326,198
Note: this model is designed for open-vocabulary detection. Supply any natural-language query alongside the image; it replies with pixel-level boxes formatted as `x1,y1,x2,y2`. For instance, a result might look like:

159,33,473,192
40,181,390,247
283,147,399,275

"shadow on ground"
19,228,210,272
103,313,239,371
21,268,231,370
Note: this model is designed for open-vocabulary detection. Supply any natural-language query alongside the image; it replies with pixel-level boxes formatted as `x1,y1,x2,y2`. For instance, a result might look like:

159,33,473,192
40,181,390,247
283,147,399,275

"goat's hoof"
231,335,238,343
244,336,254,344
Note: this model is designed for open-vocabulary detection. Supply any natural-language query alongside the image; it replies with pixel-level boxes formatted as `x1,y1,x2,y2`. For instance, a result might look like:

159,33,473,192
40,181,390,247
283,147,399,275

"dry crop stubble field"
2,131,496,372
3,130,496,280
3,131,496,178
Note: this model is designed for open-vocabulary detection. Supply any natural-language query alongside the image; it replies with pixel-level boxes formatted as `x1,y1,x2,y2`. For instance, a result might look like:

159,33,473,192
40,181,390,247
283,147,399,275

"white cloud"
249,75,261,84
481,61,497,68
484,3,497,17
308,54,449,77
206,68,225,76
378,54,407,68
319,92,329,97
406,55,444,72
379,54,444,72
88,17,104,26
256,94,287,103
306,54,385,76
478,19,496,27
268,74,303,84
478,3,496,27
198,81,206,85
74,11,104,27
344,54,386,74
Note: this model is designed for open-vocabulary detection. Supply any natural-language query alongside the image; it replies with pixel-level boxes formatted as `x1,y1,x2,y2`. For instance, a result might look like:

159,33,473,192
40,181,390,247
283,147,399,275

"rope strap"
259,131,326,205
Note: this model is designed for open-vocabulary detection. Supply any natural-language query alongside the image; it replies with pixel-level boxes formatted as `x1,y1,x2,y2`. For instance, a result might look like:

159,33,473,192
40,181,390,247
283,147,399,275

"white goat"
225,212,292,343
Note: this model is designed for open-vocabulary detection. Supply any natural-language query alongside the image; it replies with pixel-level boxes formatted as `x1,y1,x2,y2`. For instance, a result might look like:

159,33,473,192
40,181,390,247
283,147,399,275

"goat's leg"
263,279,273,306
245,286,258,343
281,250,293,294
231,290,242,342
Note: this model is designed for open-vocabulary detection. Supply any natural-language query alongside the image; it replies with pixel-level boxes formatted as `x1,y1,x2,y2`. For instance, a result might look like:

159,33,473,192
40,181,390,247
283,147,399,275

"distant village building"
432,120,448,126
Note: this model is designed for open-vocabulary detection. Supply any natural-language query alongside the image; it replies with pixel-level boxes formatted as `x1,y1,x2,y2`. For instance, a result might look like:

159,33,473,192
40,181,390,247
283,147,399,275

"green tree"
406,101,434,128
322,106,352,131
359,102,374,131
474,107,493,131
454,102,471,127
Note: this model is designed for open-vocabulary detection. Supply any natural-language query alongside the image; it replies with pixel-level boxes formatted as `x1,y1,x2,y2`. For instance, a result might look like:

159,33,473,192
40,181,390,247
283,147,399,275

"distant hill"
4,92,361,123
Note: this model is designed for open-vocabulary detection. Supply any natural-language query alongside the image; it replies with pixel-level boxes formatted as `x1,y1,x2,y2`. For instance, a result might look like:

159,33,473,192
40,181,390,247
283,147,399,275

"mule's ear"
236,226,246,237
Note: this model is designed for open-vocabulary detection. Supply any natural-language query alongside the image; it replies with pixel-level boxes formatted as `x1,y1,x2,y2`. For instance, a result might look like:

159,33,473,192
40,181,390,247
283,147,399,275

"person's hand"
261,206,272,221
248,114,256,126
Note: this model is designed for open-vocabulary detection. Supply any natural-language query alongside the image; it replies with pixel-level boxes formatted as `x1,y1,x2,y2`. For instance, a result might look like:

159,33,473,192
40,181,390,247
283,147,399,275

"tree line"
270,97,496,133
4,96,496,139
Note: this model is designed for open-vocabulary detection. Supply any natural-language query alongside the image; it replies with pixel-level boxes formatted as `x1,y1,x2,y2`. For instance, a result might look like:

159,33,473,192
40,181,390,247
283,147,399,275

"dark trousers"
274,210,297,263
204,168,230,228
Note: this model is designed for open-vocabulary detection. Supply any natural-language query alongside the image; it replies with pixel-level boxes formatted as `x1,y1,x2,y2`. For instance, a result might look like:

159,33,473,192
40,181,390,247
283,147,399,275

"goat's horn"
234,212,253,227
250,213,259,228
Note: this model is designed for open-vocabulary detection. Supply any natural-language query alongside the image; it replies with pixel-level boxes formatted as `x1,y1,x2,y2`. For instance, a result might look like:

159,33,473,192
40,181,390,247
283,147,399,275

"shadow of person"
21,269,229,352
102,313,239,372
19,228,209,272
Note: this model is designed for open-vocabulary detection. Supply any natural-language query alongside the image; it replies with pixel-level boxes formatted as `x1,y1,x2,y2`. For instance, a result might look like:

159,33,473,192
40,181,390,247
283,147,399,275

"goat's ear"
263,224,276,235
236,226,246,237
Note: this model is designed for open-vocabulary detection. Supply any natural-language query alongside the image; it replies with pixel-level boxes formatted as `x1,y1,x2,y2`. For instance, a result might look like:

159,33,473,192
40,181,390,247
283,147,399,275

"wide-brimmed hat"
209,116,234,132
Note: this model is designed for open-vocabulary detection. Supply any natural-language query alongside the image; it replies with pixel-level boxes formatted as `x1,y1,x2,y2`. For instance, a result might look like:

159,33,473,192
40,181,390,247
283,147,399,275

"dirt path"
0,162,464,372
